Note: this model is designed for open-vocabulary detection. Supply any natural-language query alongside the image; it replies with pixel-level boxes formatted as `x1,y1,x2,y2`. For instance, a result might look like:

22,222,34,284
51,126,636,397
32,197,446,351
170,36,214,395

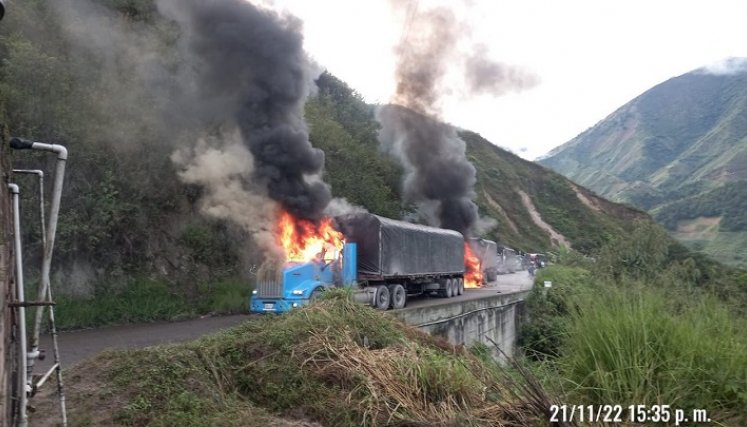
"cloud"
698,57,747,76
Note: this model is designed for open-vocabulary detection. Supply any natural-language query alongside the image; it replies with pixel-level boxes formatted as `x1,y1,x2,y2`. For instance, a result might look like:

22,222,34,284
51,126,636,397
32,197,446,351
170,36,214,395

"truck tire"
444,279,453,298
457,278,464,295
388,284,406,309
310,287,324,301
450,279,459,297
375,285,390,310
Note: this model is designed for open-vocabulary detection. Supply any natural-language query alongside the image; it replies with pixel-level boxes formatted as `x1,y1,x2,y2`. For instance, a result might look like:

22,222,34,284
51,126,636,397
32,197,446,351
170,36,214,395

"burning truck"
250,212,483,313
467,238,499,284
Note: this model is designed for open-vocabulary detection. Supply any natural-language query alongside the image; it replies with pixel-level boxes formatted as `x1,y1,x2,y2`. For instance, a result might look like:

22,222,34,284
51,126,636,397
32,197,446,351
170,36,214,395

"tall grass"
559,286,747,423
55,280,194,330
53,278,253,330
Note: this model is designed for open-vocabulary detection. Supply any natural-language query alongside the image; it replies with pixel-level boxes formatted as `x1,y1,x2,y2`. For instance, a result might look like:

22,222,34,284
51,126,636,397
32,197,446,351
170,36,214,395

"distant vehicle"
528,253,547,269
497,246,522,274
468,238,498,284
250,213,466,314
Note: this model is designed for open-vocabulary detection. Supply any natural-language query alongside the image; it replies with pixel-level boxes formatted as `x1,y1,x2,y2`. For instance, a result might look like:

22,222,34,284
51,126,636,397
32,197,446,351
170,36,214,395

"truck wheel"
457,278,464,295
310,287,324,301
388,284,406,309
375,285,390,310
450,279,459,297
444,279,453,298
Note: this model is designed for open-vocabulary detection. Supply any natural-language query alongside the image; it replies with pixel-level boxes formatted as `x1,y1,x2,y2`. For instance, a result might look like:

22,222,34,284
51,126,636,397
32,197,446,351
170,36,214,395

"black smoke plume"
379,2,479,236
160,0,331,221
379,1,536,236
378,105,478,235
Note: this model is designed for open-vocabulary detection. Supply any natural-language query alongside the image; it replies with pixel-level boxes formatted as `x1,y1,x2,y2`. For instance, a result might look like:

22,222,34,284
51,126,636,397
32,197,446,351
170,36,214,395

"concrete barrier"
391,290,530,361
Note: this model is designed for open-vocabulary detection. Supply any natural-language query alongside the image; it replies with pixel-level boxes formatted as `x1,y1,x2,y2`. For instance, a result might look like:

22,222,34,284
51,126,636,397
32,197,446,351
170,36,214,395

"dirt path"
571,183,602,212
518,190,571,248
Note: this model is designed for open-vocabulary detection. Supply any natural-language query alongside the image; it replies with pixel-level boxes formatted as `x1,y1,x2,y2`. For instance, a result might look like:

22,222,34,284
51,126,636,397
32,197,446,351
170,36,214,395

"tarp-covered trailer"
336,213,464,279
468,238,498,283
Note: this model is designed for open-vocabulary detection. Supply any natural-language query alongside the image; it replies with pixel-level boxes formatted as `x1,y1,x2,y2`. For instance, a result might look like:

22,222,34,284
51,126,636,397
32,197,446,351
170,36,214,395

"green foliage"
55,279,193,330
518,265,593,359
195,278,253,314
655,181,747,231
519,221,747,425
54,277,252,329
306,93,403,218
179,223,237,270
596,220,671,282
559,287,747,422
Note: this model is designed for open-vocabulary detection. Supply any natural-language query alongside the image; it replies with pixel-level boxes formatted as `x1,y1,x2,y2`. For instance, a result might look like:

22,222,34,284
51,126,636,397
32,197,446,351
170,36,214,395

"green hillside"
539,64,747,267
1,0,643,325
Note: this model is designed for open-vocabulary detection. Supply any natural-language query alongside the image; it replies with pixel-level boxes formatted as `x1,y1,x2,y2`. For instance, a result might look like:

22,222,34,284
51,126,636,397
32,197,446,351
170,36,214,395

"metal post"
8,183,28,427
10,170,45,248
13,169,67,425
9,139,67,370
10,139,69,426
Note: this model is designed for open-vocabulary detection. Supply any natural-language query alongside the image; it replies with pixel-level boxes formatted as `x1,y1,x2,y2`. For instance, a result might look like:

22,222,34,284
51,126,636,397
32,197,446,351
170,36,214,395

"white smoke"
699,57,747,76
323,198,368,217
171,131,284,262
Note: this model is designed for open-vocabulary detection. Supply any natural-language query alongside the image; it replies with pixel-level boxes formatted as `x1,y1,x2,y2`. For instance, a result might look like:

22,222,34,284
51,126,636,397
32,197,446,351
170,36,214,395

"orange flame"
277,211,344,263
464,242,483,288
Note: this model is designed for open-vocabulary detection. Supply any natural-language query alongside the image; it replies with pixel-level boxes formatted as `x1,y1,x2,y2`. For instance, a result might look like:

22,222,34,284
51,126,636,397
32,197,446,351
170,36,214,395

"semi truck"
250,213,465,313
468,238,498,284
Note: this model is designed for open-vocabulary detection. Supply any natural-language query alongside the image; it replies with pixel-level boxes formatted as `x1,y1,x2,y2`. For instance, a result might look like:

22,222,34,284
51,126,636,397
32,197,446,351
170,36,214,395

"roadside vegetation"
52,278,252,330
519,222,747,426
38,290,563,427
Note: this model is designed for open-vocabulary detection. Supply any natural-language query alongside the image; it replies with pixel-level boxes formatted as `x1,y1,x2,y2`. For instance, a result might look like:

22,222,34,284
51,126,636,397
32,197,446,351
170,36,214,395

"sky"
270,0,747,160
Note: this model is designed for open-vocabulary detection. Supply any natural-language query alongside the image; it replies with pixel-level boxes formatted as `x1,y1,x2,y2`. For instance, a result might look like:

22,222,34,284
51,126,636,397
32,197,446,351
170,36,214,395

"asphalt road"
36,271,534,370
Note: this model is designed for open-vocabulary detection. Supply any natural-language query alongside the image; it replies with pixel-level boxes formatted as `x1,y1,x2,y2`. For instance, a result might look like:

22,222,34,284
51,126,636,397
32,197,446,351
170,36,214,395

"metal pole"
13,169,66,425
8,183,28,427
12,170,45,368
9,139,67,369
10,139,69,426
10,170,45,249
45,291,67,426
32,152,65,358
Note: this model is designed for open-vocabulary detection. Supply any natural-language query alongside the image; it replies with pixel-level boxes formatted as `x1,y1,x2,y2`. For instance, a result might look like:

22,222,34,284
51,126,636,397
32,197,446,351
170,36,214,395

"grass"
53,278,253,330
559,286,747,424
38,290,562,427
519,261,747,426
54,280,194,330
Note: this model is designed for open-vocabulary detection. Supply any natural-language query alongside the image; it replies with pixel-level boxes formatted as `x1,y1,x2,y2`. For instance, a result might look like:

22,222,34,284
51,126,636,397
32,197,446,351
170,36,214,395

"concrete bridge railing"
391,290,530,360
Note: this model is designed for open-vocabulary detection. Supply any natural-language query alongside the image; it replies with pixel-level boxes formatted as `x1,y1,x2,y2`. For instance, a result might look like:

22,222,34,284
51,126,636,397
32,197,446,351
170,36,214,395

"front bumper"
249,297,310,314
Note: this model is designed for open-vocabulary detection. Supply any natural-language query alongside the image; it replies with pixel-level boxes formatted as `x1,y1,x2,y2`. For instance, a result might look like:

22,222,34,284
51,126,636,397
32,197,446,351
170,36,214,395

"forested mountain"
540,63,747,267
1,0,645,308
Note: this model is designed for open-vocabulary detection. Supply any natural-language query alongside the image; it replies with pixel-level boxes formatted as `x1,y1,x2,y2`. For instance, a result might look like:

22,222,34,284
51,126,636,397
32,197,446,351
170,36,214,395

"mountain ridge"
539,61,747,266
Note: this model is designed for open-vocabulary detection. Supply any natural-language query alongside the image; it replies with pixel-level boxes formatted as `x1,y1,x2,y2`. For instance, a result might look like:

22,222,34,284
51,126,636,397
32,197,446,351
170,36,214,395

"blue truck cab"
250,243,357,313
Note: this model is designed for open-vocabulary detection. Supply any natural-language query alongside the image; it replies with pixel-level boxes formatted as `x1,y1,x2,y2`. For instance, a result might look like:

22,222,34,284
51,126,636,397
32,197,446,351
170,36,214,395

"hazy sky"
271,0,747,160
